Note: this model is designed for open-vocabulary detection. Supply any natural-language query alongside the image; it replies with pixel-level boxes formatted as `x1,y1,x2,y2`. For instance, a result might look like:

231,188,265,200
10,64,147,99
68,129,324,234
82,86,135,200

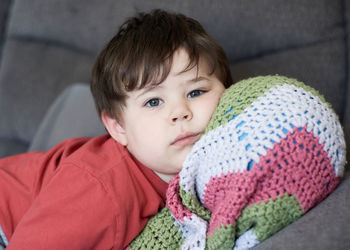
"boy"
0,9,233,249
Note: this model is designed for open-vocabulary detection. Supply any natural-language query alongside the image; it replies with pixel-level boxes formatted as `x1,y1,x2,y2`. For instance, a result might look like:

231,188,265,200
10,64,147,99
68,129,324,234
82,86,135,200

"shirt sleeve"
6,163,119,250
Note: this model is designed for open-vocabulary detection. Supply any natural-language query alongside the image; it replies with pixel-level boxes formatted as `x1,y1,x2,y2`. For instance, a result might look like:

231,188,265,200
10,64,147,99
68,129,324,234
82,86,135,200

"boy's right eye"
145,98,163,107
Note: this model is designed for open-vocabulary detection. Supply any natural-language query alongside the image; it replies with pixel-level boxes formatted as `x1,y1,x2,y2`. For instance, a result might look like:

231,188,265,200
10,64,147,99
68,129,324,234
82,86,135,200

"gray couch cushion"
255,175,350,250
7,0,344,56
230,38,346,115
344,0,350,166
7,0,154,54
0,0,11,59
29,84,105,152
0,138,28,158
0,39,94,143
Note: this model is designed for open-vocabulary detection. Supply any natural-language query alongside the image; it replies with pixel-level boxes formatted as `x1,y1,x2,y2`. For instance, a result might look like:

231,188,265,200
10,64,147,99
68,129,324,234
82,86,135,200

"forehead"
146,52,212,92
171,48,211,76
131,47,217,95
131,53,215,99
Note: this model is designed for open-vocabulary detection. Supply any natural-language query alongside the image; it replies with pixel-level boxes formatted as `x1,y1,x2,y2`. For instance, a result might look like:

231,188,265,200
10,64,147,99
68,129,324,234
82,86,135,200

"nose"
170,102,193,124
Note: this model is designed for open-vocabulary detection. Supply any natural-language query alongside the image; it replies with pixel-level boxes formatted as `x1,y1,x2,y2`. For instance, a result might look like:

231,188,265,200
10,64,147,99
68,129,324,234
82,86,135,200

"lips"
171,132,202,147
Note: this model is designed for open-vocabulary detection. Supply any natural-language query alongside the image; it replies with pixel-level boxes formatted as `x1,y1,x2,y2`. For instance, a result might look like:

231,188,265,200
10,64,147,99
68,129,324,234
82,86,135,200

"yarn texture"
128,75,346,250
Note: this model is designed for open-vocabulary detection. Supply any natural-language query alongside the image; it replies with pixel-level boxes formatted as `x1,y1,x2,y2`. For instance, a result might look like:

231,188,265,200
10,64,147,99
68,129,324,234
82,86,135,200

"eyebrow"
186,76,209,84
136,76,209,99
136,84,162,99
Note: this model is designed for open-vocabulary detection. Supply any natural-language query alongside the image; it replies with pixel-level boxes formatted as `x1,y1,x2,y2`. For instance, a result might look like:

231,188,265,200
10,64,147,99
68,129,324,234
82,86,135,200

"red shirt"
0,135,168,249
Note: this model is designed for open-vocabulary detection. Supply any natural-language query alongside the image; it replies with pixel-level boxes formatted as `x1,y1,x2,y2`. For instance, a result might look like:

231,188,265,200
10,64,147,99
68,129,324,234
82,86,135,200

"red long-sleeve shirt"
0,135,168,249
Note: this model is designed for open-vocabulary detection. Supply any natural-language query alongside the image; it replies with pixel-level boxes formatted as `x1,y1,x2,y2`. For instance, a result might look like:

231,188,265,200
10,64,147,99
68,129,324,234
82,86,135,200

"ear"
101,111,128,146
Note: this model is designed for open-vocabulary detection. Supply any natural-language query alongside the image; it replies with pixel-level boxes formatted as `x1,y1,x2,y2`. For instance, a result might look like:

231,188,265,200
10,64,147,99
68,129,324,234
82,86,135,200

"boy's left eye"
188,90,205,98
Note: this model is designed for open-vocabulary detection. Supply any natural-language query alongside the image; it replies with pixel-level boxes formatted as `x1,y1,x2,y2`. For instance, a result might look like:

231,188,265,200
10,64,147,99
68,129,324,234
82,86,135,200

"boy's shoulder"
0,134,127,183
0,135,124,191
51,134,128,173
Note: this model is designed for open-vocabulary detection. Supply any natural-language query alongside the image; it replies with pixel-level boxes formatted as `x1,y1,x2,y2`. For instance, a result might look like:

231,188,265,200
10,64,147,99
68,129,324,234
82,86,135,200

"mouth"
171,132,202,147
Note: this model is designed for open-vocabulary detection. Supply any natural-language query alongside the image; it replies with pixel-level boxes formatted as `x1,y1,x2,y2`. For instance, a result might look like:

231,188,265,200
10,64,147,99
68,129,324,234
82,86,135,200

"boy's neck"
153,171,175,183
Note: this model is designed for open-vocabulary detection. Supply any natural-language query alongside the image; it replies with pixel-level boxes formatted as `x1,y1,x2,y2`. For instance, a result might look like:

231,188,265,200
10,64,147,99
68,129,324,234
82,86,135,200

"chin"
184,145,195,155
171,164,183,174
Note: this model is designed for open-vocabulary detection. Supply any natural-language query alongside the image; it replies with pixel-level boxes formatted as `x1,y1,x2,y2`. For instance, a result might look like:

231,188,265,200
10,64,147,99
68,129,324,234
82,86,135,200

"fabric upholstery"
0,40,93,144
29,84,105,152
254,175,350,250
0,0,11,60
0,138,27,157
344,0,350,166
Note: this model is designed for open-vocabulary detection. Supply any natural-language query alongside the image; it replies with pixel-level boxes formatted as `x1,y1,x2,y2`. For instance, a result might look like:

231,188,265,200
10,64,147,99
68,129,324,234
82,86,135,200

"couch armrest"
29,84,105,152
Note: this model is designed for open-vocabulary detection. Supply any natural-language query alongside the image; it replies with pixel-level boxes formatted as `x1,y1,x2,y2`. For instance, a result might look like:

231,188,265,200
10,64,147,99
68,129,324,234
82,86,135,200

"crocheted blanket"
128,75,346,250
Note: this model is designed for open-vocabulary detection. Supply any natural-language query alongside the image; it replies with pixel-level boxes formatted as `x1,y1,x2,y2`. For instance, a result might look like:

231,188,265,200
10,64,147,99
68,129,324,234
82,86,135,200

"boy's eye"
145,98,163,107
188,90,205,98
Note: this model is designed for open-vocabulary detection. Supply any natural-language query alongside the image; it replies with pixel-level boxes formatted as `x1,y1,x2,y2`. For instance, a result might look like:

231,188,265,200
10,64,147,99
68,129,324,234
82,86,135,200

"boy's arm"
6,163,120,250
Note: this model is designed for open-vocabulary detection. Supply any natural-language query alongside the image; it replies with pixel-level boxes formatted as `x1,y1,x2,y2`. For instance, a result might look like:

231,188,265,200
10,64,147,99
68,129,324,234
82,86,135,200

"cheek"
199,94,222,123
192,104,214,131
127,130,165,167
128,119,166,152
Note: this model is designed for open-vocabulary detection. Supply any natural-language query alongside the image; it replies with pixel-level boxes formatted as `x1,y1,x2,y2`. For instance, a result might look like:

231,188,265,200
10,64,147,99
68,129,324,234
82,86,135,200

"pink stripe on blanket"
203,126,340,235
166,174,193,221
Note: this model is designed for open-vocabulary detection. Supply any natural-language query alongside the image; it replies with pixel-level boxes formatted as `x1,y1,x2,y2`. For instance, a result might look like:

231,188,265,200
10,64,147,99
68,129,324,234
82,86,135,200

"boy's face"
104,49,225,182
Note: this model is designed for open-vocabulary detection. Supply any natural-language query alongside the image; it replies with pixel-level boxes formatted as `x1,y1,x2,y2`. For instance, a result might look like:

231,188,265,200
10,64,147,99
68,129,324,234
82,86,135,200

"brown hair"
91,9,233,120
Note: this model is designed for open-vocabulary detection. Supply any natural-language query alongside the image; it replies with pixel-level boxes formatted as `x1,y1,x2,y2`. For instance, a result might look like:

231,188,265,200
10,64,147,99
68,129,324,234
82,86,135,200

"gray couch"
0,0,349,249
